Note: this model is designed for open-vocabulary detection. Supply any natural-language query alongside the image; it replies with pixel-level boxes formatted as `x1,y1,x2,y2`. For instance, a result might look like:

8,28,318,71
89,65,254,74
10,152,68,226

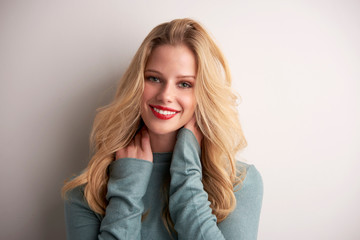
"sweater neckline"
152,152,172,163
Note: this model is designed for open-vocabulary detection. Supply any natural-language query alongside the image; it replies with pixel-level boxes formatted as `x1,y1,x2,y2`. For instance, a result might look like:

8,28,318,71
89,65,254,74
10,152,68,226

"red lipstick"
149,105,180,120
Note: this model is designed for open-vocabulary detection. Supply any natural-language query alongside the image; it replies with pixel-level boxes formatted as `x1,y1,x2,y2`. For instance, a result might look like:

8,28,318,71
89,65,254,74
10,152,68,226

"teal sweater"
64,128,263,239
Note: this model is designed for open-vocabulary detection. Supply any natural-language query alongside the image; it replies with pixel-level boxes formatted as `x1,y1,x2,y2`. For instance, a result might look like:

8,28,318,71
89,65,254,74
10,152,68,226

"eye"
146,76,160,83
178,82,192,88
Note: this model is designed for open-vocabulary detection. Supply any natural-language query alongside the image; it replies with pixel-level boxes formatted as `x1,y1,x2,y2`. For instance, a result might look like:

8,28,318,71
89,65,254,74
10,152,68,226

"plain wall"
1,0,359,239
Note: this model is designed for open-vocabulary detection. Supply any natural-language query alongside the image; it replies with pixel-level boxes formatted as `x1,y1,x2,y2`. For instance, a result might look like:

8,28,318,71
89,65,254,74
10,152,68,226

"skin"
116,44,203,162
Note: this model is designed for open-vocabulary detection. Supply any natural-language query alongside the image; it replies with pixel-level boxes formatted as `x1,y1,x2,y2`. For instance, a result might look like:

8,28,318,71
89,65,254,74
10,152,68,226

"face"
141,44,197,138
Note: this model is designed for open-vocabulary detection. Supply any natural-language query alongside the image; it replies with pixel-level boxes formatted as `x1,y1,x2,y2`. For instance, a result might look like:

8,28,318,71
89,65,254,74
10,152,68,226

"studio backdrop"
1,0,359,239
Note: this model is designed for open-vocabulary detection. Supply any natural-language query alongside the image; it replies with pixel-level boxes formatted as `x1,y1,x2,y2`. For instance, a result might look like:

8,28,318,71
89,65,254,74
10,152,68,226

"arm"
169,128,263,240
64,127,154,240
64,158,153,240
169,128,225,239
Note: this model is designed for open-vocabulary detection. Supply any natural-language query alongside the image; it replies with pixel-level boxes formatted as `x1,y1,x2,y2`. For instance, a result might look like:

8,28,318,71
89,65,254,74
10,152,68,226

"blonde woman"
62,18,263,239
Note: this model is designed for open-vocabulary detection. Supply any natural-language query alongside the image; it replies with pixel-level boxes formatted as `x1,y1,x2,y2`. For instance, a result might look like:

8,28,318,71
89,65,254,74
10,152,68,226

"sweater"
64,128,263,239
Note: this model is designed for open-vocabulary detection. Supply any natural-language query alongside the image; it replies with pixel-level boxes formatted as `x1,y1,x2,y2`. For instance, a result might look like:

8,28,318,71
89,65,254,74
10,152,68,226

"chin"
146,124,180,136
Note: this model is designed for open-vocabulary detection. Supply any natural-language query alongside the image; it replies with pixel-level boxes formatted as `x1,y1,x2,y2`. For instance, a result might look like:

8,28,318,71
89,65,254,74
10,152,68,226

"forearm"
100,158,153,239
169,128,225,240
65,158,153,240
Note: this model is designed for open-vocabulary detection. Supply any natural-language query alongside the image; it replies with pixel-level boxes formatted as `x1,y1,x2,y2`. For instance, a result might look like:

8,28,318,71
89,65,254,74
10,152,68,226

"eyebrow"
144,69,196,79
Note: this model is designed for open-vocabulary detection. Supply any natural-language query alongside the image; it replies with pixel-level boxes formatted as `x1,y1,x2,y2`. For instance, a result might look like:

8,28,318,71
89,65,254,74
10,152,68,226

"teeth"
153,107,176,115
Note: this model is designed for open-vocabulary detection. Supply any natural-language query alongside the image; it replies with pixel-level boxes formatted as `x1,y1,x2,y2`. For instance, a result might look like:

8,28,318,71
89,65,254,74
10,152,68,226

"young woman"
62,18,263,240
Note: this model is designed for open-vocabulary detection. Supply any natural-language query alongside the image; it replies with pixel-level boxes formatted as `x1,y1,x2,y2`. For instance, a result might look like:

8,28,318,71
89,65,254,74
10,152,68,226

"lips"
149,104,180,120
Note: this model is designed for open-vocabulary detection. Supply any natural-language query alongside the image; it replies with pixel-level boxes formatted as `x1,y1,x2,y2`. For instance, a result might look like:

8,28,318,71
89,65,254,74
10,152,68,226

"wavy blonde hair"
62,18,247,232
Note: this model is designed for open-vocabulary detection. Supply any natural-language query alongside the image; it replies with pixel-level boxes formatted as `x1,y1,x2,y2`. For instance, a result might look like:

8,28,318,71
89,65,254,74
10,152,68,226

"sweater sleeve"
169,128,225,239
218,164,263,240
169,128,263,240
64,158,153,240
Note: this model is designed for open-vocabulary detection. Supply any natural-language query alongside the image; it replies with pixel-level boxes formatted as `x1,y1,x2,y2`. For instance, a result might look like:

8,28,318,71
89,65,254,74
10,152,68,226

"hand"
116,127,153,162
184,115,203,146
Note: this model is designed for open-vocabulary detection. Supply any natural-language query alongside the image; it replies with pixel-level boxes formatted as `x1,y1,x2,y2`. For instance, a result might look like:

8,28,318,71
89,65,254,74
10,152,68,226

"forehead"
145,44,197,76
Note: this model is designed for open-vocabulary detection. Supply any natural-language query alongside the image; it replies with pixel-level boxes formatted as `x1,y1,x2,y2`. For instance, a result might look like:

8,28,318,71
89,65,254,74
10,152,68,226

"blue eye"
147,76,160,82
179,82,192,88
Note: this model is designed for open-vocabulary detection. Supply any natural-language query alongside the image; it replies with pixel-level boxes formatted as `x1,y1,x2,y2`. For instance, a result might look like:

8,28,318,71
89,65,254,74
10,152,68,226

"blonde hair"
62,18,247,232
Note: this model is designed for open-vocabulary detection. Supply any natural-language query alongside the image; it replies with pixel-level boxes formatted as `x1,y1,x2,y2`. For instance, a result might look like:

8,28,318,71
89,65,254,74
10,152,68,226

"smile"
150,105,180,120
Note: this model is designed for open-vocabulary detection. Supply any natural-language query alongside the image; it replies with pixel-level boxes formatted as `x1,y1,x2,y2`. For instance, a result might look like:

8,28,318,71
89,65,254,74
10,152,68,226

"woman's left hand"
184,115,203,146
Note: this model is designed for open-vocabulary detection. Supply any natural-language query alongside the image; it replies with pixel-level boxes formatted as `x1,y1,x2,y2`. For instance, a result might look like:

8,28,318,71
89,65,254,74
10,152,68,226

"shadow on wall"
40,73,122,239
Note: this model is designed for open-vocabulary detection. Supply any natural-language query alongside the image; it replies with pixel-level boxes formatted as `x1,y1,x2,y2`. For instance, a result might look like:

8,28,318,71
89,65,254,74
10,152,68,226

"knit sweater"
64,128,263,239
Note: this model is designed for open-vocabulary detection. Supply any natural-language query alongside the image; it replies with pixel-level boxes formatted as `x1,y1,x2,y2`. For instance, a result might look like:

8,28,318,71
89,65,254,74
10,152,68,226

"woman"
62,18,263,239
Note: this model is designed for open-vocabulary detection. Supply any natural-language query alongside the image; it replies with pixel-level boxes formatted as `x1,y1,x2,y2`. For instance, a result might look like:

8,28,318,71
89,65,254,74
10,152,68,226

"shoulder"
231,161,263,229
235,161,263,201
217,161,263,238
64,184,88,208
64,183,103,221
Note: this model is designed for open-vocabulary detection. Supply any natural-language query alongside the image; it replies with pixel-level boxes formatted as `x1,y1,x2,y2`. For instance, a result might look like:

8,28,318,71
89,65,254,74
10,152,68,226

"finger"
141,127,151,152
116,143,129,159
126,138,138,157
134,130,142,148
184,114,196,129
190,114,196,125
115,149,124,159
140,128,153,162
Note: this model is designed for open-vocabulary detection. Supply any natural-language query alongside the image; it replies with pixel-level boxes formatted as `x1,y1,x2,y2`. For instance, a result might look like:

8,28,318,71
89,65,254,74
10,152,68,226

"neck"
148,130,177,153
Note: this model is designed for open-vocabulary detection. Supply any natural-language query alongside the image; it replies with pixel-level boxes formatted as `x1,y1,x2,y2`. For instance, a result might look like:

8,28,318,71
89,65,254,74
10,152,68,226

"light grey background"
1,0,359,239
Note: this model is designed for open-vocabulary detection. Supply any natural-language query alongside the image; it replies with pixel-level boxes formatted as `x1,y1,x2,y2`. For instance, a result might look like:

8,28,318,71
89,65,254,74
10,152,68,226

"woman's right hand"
116,127,153,162
184,115,203,147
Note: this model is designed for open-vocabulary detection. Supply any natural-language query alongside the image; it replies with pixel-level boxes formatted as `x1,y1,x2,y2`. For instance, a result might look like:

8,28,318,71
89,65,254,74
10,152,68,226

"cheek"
181,95,196,114
141,92,151,115
142,85,154,104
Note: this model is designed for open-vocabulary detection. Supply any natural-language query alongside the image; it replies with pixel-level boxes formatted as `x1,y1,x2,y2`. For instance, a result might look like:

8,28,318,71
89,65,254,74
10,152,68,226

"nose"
156,82,175,103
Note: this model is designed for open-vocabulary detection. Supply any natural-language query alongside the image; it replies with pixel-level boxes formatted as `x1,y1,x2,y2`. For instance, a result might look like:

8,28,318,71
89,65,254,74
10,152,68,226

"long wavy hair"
62,18,247,233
